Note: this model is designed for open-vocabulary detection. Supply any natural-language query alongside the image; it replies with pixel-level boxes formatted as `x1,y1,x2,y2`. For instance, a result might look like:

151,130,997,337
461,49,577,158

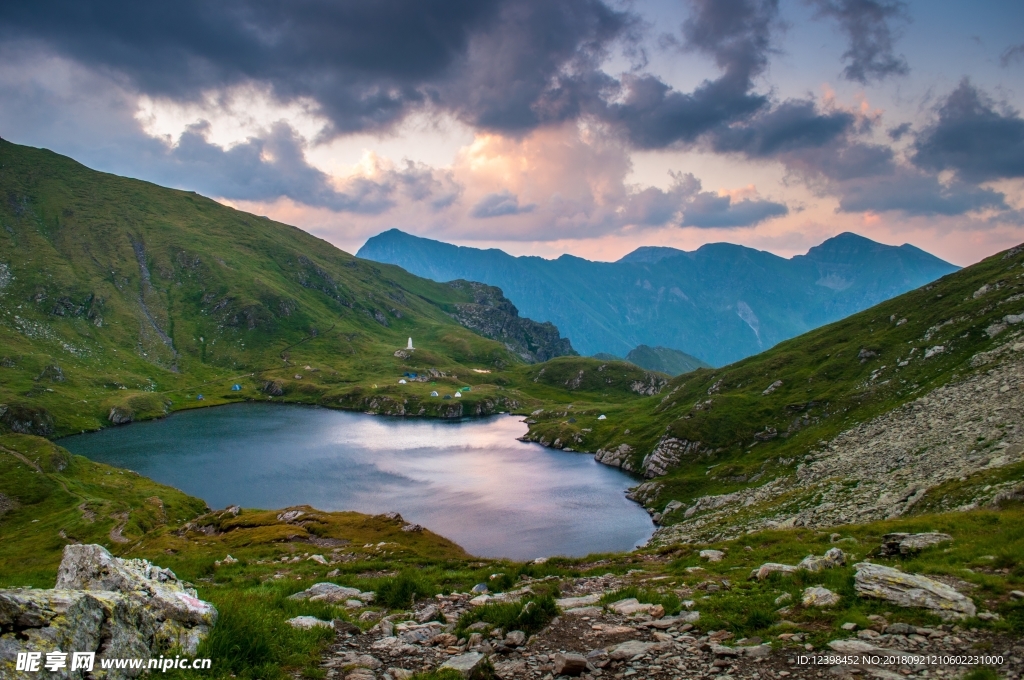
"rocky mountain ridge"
357,229,958,365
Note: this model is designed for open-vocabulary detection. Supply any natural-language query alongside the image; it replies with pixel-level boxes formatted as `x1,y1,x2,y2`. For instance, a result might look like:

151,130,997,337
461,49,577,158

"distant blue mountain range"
357,230,959,366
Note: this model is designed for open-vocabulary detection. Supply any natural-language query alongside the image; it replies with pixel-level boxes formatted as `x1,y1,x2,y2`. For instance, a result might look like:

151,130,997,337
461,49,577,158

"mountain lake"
60,403,654,559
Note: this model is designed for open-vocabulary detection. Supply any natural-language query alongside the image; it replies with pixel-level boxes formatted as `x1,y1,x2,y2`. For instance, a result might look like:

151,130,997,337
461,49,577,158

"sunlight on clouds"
135,85,329,149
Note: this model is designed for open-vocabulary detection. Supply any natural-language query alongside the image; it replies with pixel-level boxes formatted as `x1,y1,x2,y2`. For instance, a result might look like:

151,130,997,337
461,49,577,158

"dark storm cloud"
913,80,1024,182
470,191,536,218
439,1,632,133
0,0,634,137
602,0,778,149
807,0,910,83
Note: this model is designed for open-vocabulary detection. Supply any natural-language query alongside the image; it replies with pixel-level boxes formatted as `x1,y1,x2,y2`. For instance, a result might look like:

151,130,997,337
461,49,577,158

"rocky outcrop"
108,406,134,425
629,373,668,396
878,532,952,556
447,280,576,363
594,444,635,472
0,544,217,678
641,437,710,478
853,562,977,620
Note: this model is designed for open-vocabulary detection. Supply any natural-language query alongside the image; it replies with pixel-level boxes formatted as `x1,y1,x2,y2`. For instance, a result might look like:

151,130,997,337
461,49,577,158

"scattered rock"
751,563,798,580
439,651,487,677
853,562,977,620
751,548,844,580
797,547,845,571
504,630,526,647
288,615,334,630
828,639,893,655
763,380,783,395
700,549,725,562
606,598,663,616
289,582,365,603
552,652,588,676
555,594,602,608
608,639,655,660
802,586,840,607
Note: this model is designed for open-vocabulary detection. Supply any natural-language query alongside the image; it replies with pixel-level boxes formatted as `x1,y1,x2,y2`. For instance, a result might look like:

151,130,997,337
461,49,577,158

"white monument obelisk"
407,337,414,350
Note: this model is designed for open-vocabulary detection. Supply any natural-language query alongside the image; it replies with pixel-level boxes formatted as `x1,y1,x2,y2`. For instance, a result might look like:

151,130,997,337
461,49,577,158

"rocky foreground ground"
311,565,1024,680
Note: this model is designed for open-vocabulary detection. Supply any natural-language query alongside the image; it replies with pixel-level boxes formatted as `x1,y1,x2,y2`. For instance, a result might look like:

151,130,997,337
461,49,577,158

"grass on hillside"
1,139,665,439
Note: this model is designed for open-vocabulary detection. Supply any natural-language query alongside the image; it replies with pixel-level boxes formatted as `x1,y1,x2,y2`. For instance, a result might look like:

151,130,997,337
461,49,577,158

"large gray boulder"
853,562,976,620
0,545,217,679
57,544,217,631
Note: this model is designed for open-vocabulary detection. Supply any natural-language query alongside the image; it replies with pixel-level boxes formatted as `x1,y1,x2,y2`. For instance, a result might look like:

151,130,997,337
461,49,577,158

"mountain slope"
624,345,710,376
519,241,1024,542
0,140,583,436
357,229,959,365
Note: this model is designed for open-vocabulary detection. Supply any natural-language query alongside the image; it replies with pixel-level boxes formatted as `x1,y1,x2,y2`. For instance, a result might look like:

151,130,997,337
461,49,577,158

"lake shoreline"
60,403,654,560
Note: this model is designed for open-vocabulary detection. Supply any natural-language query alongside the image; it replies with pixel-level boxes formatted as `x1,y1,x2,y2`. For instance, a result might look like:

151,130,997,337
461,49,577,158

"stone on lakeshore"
440,651,487,677
802,586,840,607
878,532,953,556
287,615,334,630
553,652,589,676
853,562,976,620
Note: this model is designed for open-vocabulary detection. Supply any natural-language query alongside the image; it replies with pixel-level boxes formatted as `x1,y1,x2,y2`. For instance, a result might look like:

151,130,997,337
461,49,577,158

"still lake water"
60,403,653,559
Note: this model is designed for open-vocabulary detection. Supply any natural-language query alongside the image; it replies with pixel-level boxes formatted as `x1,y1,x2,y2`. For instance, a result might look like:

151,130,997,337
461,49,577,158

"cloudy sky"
1,0,1022,265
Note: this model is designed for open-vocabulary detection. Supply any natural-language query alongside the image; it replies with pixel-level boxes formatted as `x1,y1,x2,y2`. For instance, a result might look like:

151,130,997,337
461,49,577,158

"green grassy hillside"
0,140,652,435
524,241,1024,515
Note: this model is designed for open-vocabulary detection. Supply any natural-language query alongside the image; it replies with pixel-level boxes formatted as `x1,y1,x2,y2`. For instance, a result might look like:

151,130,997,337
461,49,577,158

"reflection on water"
60,403,653,559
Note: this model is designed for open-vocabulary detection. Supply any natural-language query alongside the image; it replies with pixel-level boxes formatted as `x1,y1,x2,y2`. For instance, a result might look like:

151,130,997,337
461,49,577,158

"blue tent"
231,384,242,391
197,394,204,400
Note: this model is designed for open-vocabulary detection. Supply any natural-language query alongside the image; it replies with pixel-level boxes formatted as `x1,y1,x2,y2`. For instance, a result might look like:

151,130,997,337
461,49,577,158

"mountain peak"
617,246,687,264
